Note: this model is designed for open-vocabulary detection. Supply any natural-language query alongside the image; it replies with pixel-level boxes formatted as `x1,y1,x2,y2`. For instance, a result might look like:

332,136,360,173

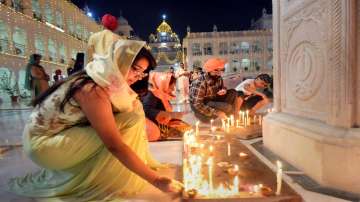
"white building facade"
0,0,101,106
182,28,273,79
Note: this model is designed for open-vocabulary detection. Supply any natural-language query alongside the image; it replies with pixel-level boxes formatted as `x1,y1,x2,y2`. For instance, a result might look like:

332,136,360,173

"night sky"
72,0,272,40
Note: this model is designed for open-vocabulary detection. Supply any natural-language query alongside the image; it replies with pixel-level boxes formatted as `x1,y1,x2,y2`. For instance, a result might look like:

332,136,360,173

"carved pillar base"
268,0,360,194
263,113,360,194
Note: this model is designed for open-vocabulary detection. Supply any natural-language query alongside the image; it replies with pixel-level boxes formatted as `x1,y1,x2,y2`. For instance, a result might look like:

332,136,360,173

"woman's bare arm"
74,84,159,184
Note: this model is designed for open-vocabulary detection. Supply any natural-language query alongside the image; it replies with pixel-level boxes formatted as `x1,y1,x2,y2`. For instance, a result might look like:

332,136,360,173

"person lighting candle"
190,58,241,123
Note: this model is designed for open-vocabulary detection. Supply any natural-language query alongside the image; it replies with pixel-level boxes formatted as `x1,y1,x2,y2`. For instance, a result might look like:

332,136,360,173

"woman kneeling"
8,40,182,201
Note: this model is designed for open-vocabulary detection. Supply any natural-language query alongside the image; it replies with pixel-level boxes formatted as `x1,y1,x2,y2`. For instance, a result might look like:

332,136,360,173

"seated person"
190,66,202,84
190,58,241,122
142,71,189,141
235,74,272,115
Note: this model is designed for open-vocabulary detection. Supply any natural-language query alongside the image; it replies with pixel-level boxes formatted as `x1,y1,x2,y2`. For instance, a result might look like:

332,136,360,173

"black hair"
130,47,156,96
33,54,42,60
135,47,156,69
255,74,272,84
194,67,202,72
33,46,157,111
72,52,85,73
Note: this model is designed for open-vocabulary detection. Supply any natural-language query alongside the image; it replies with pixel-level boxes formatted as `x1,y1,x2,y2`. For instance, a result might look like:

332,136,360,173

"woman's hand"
217,89,227,96
156,111,172,124
153,176,184,193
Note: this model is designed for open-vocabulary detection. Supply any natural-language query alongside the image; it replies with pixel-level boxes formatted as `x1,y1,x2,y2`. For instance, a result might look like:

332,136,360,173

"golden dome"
157,20,173,33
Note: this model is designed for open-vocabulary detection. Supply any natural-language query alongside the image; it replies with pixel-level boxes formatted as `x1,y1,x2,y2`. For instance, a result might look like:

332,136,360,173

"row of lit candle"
205,109,269,133
184,128,283,198
221,114,263,132
193,108,271,137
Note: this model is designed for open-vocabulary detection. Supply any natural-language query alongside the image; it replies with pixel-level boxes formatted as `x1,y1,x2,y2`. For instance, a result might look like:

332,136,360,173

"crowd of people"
24,51,85,99
10,13,273,201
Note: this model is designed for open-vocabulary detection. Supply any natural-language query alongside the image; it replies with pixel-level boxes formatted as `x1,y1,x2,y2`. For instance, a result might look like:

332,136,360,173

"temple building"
148,16,182,71
251,8,273,30
182,9,272,82
0,0,101,106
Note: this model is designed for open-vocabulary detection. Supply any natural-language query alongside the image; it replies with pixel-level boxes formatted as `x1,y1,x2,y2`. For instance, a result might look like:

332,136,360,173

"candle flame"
211,126,217,133
183,130,264,198
239,152,248,157
234,164,239,172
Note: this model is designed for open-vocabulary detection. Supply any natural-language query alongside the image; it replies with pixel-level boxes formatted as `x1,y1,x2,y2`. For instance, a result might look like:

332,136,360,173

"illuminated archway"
12,27,27,55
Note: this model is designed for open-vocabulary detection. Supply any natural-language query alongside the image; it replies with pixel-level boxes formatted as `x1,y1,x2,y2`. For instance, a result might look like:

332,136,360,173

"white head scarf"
85,40,146,112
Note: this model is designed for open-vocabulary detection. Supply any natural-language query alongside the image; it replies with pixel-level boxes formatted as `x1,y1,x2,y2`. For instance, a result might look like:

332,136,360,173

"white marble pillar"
264,0,360,194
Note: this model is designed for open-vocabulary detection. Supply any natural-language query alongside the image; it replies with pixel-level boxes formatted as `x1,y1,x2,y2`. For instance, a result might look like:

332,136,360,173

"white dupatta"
85,40,146,112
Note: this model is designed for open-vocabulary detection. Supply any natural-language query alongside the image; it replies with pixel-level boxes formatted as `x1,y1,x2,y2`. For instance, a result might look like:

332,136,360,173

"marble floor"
0,108,353,202
0,109,31,146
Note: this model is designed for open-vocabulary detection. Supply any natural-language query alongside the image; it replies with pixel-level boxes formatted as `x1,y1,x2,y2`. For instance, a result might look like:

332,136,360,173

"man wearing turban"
189,58,241,122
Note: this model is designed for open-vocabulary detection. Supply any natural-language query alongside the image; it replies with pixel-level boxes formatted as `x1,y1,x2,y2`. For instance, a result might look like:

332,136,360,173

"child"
235,74,272,115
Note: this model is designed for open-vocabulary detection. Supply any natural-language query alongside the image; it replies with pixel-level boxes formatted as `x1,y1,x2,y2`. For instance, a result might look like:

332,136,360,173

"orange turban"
101,14,118,31
203,58,227,72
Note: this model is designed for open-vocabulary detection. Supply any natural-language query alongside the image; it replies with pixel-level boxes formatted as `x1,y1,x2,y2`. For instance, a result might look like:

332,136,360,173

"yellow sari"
9,40,161,201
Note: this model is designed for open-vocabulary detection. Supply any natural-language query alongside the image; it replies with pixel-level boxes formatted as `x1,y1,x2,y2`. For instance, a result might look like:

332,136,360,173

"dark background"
72,0,272,40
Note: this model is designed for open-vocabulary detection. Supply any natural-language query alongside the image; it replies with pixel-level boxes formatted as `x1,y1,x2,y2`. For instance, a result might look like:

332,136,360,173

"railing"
10,1,24,13
192,52,202,56
48,56,55,62
229,50,239,54
0,39,10,53
13,42,26,56
219,50,228,55
33,12,44,22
